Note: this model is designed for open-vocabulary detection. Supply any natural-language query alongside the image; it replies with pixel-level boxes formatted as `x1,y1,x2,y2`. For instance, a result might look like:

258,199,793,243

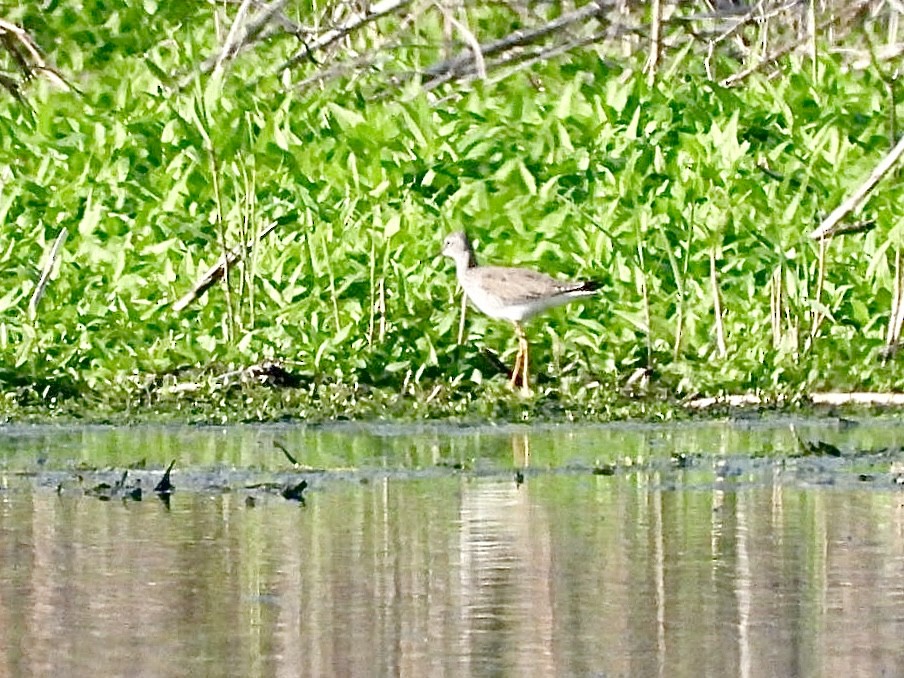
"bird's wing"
468,266,587,305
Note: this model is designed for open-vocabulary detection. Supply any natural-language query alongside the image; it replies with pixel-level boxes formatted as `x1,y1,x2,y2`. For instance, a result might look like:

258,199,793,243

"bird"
441,231,600,394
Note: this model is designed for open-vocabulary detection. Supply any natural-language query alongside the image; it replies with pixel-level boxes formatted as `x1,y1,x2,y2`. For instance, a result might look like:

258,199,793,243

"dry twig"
173,220,279,312
29,228,68,319
179,0,292,88
278,0,415,75
720,0,871,87
0,19,70,93
422,0,613,89
809,133,904,239
645,0,662,86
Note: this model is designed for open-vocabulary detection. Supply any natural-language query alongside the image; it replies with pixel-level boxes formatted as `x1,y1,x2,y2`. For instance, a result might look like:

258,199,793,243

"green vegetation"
0,1,902,422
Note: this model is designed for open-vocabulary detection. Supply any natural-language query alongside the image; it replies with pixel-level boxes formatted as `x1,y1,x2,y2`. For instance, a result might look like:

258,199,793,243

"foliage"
0,1,902,421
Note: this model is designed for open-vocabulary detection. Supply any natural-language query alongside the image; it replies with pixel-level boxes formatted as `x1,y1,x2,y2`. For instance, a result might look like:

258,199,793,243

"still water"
2,420,904,677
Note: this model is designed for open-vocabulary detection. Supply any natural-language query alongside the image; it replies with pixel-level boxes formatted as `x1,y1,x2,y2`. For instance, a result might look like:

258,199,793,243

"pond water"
2,419,904,677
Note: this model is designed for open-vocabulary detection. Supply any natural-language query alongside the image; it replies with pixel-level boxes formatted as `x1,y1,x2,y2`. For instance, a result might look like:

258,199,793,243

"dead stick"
688,392,904,409
0,19,70,90
807,236,827,349
29,228,68,318
423,1,611,89
457,290,467,346
809,132,904,239
181,0,288,88
173,220,278,312
720,0,870,88
646,0,662,87
889,247,904,347
278,0,414,75
710,247,727,358
214,0,255,73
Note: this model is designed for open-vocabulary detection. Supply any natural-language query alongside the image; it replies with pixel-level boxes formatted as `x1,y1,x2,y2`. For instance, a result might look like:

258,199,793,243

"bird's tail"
577,280,602,293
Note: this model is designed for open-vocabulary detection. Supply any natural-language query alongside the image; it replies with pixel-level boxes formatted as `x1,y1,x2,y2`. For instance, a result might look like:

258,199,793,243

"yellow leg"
512,322,531,395
509,332,523,389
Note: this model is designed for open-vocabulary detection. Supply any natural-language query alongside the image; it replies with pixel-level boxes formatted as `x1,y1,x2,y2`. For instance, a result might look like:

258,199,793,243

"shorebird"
441,231,600,394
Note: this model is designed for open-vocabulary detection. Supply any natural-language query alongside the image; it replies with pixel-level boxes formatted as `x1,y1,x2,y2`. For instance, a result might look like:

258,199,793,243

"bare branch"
0,19,71,91
179,0,291,88
29,228,68,319
440,6,486,81
278,0,416,75
423,0,613,89
645,0,662,86
720,0,871,87
173,220,279,312
215,0,255,73
809,133,904,239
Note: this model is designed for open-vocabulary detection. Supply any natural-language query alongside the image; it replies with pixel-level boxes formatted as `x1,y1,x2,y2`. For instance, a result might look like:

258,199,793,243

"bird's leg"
509,324,523,389
511,322,531,394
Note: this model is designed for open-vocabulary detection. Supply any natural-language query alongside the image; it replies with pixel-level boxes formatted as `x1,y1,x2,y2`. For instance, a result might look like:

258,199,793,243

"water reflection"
4,417,904,474
2,470,904,676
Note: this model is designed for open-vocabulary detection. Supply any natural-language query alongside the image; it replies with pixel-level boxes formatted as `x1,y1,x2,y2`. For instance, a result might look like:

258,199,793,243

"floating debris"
672,452,694,468
791,426,843,457
592,464,616,476
127,480,142,502
281,479,308,503
154,460,176,494
86,482,115,501
84,470,142,502
275,439,300,466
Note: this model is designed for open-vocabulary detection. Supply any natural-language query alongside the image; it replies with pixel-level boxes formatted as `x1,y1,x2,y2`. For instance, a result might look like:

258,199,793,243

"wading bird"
441,231,599,394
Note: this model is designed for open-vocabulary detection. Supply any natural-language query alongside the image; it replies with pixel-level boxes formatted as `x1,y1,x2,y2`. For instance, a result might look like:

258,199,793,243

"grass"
0,2,902,422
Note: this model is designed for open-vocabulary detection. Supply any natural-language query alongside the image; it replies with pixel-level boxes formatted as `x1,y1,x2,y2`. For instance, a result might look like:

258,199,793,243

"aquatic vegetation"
0,2,902,421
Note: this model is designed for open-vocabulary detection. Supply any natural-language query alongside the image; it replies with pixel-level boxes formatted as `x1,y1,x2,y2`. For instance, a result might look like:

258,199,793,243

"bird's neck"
456,250,478,276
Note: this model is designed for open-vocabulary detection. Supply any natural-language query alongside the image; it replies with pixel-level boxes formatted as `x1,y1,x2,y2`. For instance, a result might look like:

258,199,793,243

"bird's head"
441,231,477,268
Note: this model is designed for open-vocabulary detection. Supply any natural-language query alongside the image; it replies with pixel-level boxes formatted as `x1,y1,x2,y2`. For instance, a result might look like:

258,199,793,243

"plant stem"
209,146,236,343
710,246,727,358
645,0,661,87
807,236,827,351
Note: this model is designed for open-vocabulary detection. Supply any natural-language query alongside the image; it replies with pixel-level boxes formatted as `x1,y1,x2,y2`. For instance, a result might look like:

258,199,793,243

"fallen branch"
645,0,662,86
438,5,486,81
278,0,415,75
809,132,904,239
216,0,309,37
214,0,256,73
482,30,611,85
422,0,613,89
687,391,904,409
29,228,68,319
179,0,292,88
172,220,279,312
294,4,425,93
0,18,70,91
719,0,871,88
689,0,800,46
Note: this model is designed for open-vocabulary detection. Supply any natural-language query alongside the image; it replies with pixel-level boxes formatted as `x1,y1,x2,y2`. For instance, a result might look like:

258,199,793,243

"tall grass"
0,1,901,417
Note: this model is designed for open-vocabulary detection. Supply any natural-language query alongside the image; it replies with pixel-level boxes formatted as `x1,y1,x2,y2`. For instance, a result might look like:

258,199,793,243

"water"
2,420,904,677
